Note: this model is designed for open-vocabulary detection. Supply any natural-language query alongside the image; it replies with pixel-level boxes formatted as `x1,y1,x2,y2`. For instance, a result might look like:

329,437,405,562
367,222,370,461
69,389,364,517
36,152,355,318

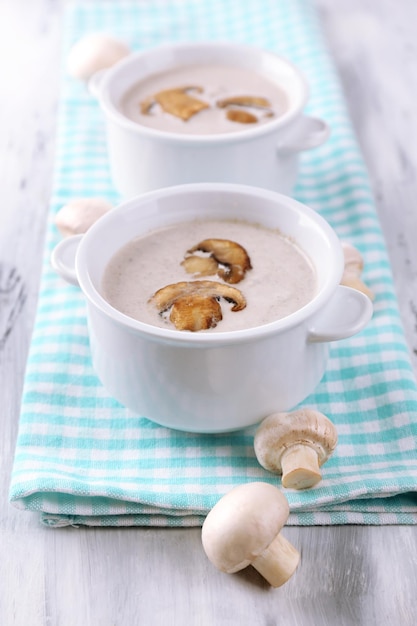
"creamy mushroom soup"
119,64,289,135
101,220,317,332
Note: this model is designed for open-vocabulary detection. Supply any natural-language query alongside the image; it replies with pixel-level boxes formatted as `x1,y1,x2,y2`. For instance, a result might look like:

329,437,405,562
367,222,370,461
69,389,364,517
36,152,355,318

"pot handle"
50,235,83,287
308,285,373,343
277,115,330,154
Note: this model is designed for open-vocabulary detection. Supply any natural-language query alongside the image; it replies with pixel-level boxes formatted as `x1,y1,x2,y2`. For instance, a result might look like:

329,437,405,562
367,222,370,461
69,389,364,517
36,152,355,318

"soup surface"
101,219,317,332
120,63,289,135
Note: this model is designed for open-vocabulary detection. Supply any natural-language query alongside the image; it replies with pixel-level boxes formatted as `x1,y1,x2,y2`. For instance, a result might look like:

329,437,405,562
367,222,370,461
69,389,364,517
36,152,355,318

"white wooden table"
1,1,417,624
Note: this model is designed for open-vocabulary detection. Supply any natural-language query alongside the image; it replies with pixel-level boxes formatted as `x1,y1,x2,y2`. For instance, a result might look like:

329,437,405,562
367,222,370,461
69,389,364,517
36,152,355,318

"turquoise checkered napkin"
9,0,417,526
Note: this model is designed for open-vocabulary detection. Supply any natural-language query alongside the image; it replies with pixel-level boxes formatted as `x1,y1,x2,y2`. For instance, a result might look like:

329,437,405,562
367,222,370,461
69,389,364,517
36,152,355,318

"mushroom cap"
150,280,246,313
67,33,130,80
201,482,289,574
55,197,113,237
254,409,338,473
341,241,364,274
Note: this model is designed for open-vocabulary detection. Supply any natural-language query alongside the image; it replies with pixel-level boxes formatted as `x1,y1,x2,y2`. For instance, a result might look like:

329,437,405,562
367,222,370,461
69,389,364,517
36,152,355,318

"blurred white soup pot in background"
89,41,330,198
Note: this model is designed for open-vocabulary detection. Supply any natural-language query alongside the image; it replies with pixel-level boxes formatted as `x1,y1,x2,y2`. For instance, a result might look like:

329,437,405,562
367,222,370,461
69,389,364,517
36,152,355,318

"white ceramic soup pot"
52,184,373,433
90,41,330,198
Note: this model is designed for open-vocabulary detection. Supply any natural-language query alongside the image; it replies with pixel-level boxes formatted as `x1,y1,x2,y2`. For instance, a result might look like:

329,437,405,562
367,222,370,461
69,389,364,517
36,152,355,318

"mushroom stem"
252,533,300,587
280,444,322,489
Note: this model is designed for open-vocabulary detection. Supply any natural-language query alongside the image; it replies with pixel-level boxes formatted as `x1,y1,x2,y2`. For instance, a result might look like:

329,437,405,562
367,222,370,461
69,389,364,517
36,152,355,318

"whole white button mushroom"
67,33,130,80
340,241,374,301
201,482,299,587
254,409,338,490
55,197,113,237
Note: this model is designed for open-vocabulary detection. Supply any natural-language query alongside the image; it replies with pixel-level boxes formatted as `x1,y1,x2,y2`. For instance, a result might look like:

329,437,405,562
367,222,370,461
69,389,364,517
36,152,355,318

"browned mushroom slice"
149,280,246,331
153,86,209,121
150,281,197,312
140,95,156,115
185,239,252,284
226,109,258,124
170,294,223,331
216,95,272,109
181,255,219,277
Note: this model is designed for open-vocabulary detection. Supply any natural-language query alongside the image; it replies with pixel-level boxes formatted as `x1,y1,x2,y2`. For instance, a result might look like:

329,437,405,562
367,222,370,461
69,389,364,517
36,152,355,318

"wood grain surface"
1,1,417,624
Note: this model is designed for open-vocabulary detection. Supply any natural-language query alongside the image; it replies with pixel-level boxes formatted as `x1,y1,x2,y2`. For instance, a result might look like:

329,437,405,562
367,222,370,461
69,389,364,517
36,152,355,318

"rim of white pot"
75,183,344,347
96,40,310,146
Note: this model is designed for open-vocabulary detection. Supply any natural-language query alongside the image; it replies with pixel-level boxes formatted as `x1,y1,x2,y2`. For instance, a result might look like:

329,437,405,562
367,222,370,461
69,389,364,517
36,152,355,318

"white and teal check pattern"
9,0,417,526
